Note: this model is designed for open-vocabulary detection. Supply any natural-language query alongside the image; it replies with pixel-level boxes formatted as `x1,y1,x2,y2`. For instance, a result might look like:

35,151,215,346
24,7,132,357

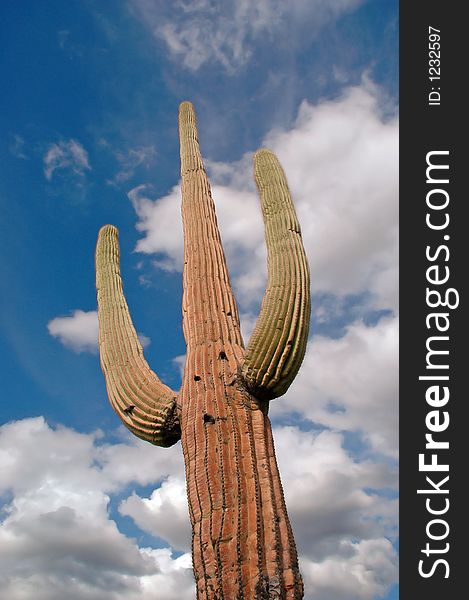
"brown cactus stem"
95,225,180,447
178,102,303,599
241,150,311,399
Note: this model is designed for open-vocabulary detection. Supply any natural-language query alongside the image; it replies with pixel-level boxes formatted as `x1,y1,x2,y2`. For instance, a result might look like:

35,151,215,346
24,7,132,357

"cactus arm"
241,149,311,399
95,225,180,447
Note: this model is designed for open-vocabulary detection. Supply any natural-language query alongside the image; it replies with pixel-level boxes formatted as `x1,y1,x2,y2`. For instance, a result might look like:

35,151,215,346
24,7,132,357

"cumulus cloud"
273,316,399,458
0,417,396,600
131,0,364,72
47,310,99,353
43,139,91,181
127,184,184,271
263,80,398,312
300,538,398,600
137,548,194,600
274,427,397,559
47,309,150,354
0,417,193,600
128,81,398,314
119,475,191,552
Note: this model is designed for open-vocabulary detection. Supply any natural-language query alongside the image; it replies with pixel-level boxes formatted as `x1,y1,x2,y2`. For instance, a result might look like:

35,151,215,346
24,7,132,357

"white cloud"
0,417,193,600
47,310,99,353
95,432,185,489
43,139,91,181
273,316,399,458
138,548,194,600
127,184,184,272
131,0,364,72
172,354,186,379
47,309,150,354
239,311,258,343
128,81,398,314
300,538,398,600
119,476,191,552
0,416,396,599
274,427,397,559
263,80,398,312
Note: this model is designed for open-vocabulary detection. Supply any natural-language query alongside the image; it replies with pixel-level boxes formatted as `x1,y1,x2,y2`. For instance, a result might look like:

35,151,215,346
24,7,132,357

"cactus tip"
179,100,194,108
253,148,280,170
254,148,274,160
179,100,195,117
98,224,118,237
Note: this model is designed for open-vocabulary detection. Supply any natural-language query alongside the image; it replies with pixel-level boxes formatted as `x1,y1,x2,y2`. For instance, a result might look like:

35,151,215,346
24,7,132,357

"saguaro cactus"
95,102,310,599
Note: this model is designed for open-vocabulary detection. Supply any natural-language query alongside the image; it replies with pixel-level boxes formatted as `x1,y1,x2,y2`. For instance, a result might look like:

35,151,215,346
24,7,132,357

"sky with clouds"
1,1,398,598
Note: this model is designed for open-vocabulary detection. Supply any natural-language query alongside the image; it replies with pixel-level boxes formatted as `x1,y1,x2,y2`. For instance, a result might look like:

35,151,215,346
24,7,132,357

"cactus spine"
95,102,310,599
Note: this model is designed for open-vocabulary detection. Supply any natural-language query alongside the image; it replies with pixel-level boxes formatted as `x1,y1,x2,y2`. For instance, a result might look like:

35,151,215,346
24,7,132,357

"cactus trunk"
178,102,303,598
95,101,310,599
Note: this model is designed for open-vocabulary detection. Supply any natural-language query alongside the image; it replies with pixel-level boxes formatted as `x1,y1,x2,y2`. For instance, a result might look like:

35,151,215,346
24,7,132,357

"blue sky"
0,1,398,598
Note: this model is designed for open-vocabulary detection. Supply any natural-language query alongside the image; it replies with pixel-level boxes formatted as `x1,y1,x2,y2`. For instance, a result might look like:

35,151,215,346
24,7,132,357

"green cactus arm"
241,149,311,399
95,225,180,447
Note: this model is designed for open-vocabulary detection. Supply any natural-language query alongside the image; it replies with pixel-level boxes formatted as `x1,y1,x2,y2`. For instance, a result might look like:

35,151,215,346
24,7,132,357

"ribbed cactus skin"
95,101,310,599
241,150,311,399
95,225,180,447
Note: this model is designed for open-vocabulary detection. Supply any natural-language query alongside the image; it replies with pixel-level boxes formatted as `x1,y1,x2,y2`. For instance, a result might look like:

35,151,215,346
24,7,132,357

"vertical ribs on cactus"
95,101,311,599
